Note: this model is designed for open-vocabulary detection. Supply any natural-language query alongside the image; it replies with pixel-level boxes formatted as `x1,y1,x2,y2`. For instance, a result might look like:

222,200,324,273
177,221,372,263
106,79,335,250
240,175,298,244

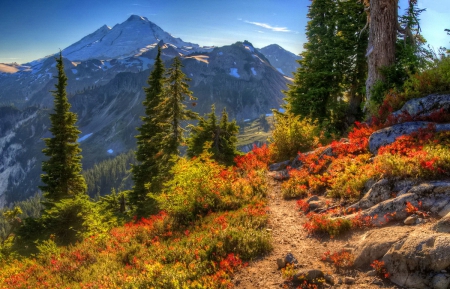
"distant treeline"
82,150,135,197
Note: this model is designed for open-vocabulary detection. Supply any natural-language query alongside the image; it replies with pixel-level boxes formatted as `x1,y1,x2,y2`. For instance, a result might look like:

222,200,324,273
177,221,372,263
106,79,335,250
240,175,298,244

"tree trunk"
365,0,398,108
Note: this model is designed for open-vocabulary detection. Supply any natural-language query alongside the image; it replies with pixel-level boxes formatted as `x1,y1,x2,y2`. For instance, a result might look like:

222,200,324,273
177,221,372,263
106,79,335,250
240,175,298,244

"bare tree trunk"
365,0,398,108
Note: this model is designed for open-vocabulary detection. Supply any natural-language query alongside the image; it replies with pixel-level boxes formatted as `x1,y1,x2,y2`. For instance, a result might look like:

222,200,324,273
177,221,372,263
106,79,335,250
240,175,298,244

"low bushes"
0,146,272,288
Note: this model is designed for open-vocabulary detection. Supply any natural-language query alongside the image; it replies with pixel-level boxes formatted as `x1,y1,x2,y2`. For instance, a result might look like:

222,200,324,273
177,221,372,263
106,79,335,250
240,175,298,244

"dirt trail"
233,174,400,289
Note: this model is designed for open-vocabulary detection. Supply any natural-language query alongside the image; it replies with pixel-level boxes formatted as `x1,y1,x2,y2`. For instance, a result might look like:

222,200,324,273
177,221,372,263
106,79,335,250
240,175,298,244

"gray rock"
352,226,412,268
383,230,450,289
348,179,392,211
324,274,335,285
368,121,450,154
393,94,450,119
344,277,355,284
348,181,450,226
293,269,324,283
269,160,291,171
277,258,286,269
433,212,450,233
284,253,298,265
308,201,325,210
432,273,450,289
306,195,319,203
291,154,304,169
404,215,418,225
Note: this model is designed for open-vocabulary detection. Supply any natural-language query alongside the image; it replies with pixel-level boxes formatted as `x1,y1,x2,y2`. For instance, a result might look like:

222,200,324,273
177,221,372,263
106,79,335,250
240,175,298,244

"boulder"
350,182,450,225
368,121,450,154
293,269,324,283
308,201,325,211
352,226,412,268
348,179,392,210
269,160,291,171
383,229,450,289
393,94,450,119
432,273,450,289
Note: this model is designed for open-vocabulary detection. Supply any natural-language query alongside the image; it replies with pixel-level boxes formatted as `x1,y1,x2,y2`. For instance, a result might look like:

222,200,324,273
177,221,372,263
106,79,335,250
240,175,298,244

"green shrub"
269,112,321,162
154,150,267,223
402,55,450,100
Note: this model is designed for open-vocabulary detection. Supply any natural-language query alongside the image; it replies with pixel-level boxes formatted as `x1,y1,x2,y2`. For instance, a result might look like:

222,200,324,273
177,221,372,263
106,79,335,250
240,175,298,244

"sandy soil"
232,174,402,289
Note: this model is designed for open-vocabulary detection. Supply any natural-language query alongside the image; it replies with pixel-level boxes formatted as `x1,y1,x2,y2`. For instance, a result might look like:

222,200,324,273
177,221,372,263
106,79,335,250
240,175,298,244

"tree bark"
365,0,398,108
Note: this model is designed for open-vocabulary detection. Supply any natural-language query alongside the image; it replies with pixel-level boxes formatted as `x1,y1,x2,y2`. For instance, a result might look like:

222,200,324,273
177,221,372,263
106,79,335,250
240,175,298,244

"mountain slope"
62,15,200,61
0,41,290,207
259,44,301,77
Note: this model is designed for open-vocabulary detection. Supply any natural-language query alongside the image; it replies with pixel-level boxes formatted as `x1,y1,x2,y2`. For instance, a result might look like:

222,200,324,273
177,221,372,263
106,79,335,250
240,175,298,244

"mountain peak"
62,15,199,61
126,15,148,22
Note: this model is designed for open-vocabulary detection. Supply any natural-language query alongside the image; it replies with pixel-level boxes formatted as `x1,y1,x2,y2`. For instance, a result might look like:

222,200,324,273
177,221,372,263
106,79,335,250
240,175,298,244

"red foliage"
219,253,243,273
321,250,354,268
296,199,310,214
234,144,270,171
370,260,390,278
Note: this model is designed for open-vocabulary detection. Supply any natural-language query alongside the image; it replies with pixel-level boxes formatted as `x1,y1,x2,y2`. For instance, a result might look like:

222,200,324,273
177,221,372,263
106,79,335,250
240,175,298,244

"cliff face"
0,106,49,206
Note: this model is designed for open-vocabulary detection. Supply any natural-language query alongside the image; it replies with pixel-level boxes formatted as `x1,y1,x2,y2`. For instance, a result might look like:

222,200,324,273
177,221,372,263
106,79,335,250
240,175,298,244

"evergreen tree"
156,56,198,171
40,52,86,208
187,105,239,165
130,46,165,214
285,0,367,130
285,0,337,122
334,0,368,123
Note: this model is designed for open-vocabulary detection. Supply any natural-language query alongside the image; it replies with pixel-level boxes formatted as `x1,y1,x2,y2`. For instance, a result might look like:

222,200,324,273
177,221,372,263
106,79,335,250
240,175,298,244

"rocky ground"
233,93,450,289
233,175,402,289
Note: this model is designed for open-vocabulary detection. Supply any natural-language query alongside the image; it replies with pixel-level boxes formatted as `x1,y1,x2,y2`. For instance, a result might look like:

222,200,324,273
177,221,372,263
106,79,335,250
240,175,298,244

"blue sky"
0,0,449,64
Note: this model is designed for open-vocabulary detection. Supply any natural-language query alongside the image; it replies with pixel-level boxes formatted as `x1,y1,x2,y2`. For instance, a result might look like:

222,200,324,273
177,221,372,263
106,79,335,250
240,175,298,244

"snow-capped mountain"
0,14,300,207
62,15,201,61
258,44,301,77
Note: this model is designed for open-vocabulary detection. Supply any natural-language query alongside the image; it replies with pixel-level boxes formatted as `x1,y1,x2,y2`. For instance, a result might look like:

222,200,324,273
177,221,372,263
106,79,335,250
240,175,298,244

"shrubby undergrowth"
0,146,272,288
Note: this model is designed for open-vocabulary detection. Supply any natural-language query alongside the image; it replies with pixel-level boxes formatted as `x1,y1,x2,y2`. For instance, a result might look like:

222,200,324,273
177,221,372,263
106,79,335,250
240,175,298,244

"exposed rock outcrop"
368,122,450,154
347,181,450,225
392,94,450,119
352,227,413,268
382,229,450,289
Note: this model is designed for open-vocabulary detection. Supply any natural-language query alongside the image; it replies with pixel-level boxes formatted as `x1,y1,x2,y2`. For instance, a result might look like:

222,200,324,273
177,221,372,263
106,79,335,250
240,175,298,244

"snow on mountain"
62,15,200,61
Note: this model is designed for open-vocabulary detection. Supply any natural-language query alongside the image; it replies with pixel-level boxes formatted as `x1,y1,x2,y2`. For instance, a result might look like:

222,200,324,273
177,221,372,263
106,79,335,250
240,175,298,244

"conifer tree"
285,0,338,122
187,105,239,165
285,0,367,130
156,56,198,169
334,0,368,122
40,52,86,208
131,46,165,214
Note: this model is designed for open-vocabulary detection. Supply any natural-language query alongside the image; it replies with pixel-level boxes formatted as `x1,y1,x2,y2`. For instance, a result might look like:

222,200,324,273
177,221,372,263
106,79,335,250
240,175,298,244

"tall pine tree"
156,56,198,169
131,46,166,215
187,105,239,165
285,0,338,122
40,52,86,208
285,0,367,130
